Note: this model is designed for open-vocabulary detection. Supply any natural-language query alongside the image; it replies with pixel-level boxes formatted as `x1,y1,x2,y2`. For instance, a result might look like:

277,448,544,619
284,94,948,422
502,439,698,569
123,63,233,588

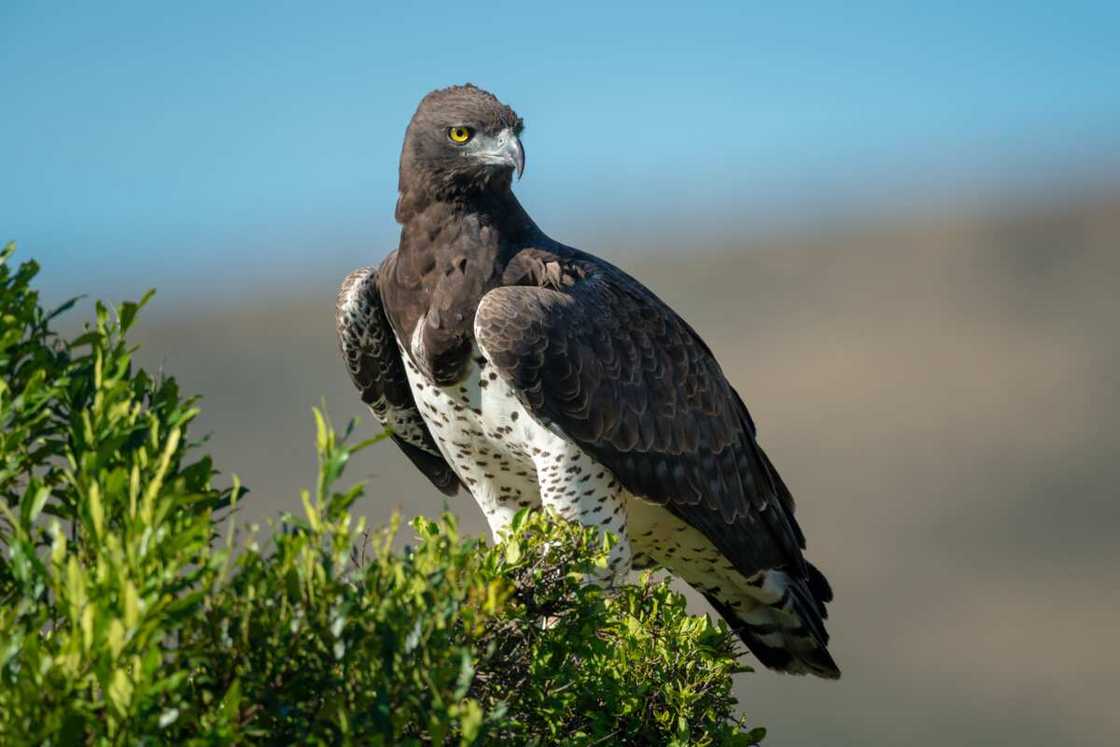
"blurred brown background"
9,4,1119,742
126,190,1120,746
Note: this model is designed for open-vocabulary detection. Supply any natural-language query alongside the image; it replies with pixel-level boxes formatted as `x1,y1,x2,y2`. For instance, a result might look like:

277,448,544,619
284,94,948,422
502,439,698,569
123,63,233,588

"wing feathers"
476,250,821,586
336,264,461,496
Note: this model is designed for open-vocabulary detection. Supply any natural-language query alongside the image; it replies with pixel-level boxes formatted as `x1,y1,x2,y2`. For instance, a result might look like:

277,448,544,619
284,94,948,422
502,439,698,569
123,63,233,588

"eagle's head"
398,84,525,203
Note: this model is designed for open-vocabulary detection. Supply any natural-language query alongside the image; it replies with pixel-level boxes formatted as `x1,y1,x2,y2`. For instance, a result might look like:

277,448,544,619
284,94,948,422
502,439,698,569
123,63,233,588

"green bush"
0,243,764,745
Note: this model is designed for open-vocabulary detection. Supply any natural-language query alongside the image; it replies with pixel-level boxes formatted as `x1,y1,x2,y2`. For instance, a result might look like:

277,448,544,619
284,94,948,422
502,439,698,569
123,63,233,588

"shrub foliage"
0,243,764,745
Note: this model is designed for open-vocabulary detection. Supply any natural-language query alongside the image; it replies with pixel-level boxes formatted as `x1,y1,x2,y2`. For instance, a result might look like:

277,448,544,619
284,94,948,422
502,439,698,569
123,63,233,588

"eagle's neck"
383,188,541,384
395,188,540,285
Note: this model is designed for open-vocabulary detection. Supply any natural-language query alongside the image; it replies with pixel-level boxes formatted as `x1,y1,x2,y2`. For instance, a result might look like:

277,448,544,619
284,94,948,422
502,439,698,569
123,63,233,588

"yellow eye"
448,126,473,144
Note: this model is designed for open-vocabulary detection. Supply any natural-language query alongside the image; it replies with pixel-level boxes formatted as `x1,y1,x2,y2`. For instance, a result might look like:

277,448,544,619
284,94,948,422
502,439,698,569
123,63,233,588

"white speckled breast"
399,322,633,579
401,346,544,534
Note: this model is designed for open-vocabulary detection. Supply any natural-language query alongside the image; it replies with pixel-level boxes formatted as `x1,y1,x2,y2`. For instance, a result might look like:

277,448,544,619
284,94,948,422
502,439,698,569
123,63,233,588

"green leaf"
108,668,134,715
20,482,50,527
459,699,484,744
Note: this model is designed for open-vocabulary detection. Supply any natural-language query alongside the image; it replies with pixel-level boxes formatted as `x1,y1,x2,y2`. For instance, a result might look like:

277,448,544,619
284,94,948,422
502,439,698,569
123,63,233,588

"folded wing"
475,247,820,593
336,264,461,495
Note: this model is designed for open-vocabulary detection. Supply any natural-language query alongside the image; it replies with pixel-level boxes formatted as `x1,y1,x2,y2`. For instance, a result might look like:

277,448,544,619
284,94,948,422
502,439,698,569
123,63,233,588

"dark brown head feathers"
413,84,523,134
397,84,524,216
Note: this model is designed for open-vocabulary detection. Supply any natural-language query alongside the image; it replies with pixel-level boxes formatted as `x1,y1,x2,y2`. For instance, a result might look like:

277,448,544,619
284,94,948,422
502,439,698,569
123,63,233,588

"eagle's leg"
476,486,524,543
530,439,632,586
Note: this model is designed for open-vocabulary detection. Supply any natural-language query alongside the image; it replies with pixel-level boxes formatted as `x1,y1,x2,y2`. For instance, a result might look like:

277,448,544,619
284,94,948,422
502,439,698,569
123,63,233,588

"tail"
705,563,840,679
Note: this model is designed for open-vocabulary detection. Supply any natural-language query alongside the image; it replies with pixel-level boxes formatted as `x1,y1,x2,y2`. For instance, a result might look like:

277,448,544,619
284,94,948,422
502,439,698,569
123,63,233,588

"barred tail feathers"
706,565,840,679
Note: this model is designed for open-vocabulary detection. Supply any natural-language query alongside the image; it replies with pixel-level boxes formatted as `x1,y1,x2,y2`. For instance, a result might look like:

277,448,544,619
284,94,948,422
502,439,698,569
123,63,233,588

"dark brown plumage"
337,84,839,678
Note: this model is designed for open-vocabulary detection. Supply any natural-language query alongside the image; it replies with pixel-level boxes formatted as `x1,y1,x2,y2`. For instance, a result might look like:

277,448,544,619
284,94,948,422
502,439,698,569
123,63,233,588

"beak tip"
514,142,525,180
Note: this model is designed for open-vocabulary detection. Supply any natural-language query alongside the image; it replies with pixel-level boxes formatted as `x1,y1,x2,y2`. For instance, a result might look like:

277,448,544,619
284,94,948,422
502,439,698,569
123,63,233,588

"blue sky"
2,1,1118,304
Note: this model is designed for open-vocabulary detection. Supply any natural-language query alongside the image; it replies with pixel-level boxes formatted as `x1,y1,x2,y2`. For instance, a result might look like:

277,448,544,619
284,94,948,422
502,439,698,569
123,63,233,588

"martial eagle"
337,84,839,678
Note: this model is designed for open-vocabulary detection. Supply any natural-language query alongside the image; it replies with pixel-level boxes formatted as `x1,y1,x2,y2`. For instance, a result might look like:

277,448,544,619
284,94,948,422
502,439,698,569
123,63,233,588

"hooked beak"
508,133,525,180
479,128,525,179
